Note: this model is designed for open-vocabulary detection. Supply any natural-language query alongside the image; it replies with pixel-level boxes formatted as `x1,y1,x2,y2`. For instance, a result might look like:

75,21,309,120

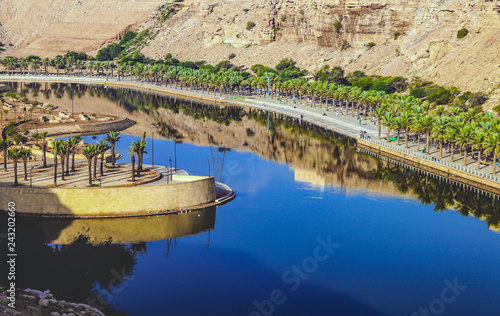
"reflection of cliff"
152,104,407,197
28,207,216,244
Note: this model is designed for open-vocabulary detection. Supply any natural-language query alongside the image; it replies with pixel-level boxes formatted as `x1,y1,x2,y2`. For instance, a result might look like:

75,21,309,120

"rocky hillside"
1,0,499,105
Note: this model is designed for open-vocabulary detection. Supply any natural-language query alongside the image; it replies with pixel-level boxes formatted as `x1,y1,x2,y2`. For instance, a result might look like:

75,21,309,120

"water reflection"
5,81,500,232
30,207,216,244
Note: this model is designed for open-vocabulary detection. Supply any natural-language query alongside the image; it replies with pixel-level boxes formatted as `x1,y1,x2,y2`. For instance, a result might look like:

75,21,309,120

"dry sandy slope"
0,0,165,56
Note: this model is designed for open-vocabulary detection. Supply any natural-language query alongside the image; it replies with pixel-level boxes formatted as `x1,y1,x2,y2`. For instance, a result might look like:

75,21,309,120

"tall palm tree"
129,143,139,182
431,116,448,159
7,147,21,186
372,106,387,140
0,138,13,171
456,124,474,166
419,115,434,154
445,127,457,162
105,131,121,167
97,140,110,178
55,140,69,181
42,58,51,75
82,144,96,186
19,148,33,181
37,131,49,167
483,132,500,174
68,136,82,172
471,131,484,170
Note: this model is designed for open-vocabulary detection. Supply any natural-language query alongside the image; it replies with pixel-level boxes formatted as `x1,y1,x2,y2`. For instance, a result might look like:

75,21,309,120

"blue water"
71,133,500,316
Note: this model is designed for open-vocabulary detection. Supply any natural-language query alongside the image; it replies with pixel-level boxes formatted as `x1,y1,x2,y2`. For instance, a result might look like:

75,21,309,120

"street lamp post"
71,96,74,118
30,165,34,187
169,157,172,182
174,136,177,170
152,132,155,167
265,75,270,99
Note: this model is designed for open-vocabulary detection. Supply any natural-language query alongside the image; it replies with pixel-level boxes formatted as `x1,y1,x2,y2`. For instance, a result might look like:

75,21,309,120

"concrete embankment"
0,172,217,218
357,138,500,196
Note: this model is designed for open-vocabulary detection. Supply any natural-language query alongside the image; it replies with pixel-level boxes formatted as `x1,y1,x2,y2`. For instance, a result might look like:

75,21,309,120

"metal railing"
359,135,500,183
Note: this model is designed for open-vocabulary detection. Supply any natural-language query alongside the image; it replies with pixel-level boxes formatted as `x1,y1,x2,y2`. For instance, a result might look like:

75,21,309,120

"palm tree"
431,116,448,159
7,147,21,186
37,131,49,167
471,131,484,170
419,115,434,154
129,143,139,182
456,125,474,166
483,133,500,174
68,136,82,172
138,132,148,172
97,140,110,178
0,138,13,171
372,106,386,140
82,144,96,186
42,58,51,75
54,140,69,181
381,112,394,141
105,131,121,167
445,127,457,162
19,148,33,181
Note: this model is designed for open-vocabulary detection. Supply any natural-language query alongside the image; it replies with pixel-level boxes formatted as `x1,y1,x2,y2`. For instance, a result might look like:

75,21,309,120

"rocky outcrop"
0,287,105,316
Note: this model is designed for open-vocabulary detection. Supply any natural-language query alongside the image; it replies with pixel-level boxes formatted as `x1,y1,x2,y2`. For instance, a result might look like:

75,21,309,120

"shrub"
275,58,296,71
246,22,256,31
352,77,373,91
394,32,401,40
410,88,426,98
228,53,236,60
493,103,500,113
340,40,350,50
333,21,342,34
367,42,376,49
428,88,452,105
281,15,287,22
119,31,137,46
243,8,250,13
457,28,468,39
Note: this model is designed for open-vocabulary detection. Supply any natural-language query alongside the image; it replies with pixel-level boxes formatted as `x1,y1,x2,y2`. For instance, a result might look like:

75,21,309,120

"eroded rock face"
0,286,105,316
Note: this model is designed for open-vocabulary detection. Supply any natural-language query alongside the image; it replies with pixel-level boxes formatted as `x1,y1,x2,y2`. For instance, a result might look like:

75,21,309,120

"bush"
340,40,350,50
228,53,236,60
243,8,250,13
333,21,342,34
367,42,376,49
281,15,287,22
246,22,256,31
275,58,296,71
394,32,401,40
410,88,426,98
457,28,468,39
352,77,374,91
493,103,500,113
119,31,137,46
428,88,452,105
97,43,123,61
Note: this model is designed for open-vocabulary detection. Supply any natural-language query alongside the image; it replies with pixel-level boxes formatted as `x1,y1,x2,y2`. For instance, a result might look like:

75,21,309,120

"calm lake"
2,82,500,316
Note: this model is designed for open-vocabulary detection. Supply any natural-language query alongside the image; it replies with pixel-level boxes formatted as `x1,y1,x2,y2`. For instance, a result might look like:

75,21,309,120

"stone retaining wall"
357,138,500,195
0,176,216,218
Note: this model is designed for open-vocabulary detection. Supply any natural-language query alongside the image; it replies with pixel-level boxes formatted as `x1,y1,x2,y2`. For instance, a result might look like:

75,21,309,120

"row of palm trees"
1,56,117,77
376,100,500,173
